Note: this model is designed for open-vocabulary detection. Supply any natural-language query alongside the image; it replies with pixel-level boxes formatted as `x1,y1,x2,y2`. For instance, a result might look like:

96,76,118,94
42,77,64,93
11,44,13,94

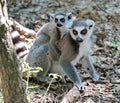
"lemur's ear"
86,19,95,29
65,20,73,29
66,13,72,20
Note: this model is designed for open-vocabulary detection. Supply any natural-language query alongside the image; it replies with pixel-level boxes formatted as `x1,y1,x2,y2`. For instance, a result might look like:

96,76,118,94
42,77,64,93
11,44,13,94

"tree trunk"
0,0,28,103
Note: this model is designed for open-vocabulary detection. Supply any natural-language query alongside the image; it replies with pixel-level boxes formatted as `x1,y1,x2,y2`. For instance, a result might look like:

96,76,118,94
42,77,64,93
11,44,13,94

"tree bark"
0,0,28,103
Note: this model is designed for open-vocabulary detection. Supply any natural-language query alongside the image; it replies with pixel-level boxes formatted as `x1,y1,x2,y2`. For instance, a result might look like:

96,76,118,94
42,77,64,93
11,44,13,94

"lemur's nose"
57,23,62,27
76,37,83,42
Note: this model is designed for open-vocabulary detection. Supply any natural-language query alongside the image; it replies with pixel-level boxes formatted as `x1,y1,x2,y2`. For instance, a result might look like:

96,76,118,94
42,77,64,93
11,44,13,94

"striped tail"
10,25,29,61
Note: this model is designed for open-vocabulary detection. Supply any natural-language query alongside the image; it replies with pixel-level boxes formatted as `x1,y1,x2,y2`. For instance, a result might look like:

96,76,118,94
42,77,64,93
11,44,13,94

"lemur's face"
54,13,72,28
69,19,95,43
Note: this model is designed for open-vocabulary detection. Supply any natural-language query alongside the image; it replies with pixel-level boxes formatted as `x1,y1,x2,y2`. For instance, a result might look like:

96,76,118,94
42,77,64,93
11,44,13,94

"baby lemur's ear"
66,13,72,20
86,19,95,29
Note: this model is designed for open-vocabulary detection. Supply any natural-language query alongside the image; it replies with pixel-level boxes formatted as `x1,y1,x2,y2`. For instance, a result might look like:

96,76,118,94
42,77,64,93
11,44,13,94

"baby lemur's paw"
92,74,105,82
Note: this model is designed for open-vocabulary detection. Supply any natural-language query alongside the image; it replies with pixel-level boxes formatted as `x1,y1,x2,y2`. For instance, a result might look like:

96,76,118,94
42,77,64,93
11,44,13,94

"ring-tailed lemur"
25,12,73,79
57,18,104,90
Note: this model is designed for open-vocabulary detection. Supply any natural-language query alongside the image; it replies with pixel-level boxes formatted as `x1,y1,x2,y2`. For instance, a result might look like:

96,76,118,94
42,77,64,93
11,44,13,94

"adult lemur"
57,19,104,90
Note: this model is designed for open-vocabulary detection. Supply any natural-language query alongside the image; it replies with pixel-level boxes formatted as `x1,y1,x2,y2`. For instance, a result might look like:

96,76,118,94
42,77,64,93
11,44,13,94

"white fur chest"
71,39,91,65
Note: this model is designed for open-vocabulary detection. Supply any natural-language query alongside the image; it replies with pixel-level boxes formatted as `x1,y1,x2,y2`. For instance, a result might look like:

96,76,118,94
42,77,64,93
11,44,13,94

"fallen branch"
61,86,81,103
7,19,36,46
12,19,36,38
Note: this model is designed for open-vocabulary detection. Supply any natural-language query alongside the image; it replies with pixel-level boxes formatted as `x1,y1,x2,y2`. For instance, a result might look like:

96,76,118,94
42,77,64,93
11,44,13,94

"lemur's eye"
81,29,87,35
60,18,65,22
72,29,78,35
55,18,58,23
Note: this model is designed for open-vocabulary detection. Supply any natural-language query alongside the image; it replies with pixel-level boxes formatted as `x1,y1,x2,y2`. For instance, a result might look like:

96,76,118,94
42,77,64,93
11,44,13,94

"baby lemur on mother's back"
26,12,72,79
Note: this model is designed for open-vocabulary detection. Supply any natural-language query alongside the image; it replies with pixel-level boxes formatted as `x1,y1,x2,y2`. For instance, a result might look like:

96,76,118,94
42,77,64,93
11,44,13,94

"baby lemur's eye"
72,29,78,35
81,29,87,35
60,18,65,22
55,18,58,23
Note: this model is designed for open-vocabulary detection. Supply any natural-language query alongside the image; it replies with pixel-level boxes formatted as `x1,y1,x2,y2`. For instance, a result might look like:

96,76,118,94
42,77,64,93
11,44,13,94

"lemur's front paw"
92,74,106,82
77,84,87,91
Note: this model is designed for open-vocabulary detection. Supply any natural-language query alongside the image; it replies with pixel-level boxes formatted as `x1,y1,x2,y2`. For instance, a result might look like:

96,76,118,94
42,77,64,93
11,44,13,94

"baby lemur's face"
53,13,72,28
69,19,95,43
